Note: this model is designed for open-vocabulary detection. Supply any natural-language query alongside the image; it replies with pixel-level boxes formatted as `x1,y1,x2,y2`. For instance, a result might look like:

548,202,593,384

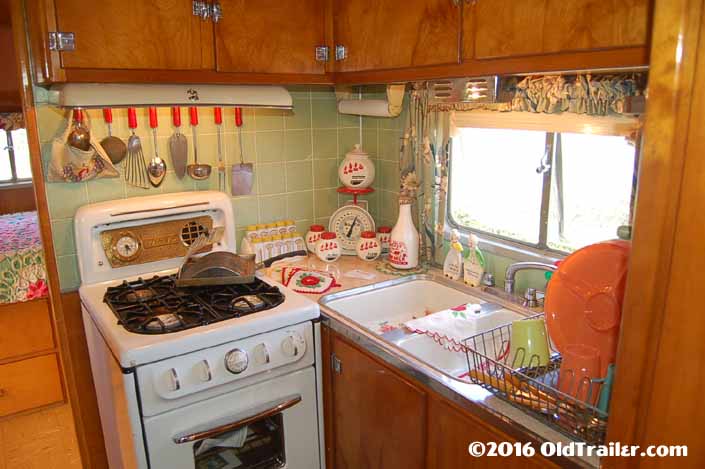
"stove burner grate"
103,275,285,334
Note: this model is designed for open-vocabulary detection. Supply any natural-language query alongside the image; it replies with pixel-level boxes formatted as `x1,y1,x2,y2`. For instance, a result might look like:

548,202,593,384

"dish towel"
404,303,483,352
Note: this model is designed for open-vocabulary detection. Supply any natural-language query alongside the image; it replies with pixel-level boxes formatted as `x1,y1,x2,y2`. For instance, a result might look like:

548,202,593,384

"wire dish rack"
463,313,609,445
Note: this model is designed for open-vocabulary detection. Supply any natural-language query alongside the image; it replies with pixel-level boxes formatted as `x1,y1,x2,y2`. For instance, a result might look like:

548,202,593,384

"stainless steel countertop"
317,270,600,469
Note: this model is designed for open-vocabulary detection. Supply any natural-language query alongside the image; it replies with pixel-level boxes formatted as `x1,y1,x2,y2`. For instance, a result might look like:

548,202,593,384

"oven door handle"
173,394,302,444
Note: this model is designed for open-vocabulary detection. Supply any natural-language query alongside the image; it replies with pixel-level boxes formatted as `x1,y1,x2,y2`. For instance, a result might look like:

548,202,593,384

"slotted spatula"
231,107,253,195
125,108,149,189
169,106,188,179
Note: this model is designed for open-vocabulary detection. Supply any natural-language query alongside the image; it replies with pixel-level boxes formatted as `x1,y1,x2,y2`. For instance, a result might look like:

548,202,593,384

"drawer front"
0,299,55,361
0,353,64,417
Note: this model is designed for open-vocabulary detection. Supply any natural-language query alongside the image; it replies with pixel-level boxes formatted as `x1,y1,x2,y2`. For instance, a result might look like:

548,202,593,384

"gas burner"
230,295,266,312
203,282,285,318
144,313,184,332
103,275,285,334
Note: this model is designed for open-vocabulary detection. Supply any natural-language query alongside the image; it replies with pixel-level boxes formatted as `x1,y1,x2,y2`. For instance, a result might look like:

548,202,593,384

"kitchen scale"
330,186,376,255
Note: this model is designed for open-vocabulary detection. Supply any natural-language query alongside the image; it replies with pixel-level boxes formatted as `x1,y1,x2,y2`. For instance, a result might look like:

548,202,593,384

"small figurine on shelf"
463,233,486,287
443,229,464,280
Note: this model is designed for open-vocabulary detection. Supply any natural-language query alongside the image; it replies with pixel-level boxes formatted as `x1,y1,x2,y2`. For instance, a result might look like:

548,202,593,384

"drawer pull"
0,388,6,397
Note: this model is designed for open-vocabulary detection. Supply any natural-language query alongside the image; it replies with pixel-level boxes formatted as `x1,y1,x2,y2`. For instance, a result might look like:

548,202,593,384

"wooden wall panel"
0,185,36,215
606,0,705,467
61,291,107,468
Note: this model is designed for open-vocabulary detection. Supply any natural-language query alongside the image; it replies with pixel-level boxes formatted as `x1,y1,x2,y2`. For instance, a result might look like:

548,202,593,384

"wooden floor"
0,404,82,469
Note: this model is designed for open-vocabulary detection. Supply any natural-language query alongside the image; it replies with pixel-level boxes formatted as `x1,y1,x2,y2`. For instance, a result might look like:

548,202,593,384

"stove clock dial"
329,205,375,255
112,232,141,261
225,349,249,374
281,332,306,358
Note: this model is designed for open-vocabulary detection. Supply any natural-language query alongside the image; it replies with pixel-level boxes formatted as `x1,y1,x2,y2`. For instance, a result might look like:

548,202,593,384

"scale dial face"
329,205,375,255
112,232,141,261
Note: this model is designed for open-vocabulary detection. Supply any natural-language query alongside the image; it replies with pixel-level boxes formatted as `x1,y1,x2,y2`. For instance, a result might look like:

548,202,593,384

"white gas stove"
76,192,323,469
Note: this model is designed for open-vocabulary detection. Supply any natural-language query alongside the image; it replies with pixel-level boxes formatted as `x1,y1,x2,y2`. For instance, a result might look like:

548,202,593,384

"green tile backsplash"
37,86,404,291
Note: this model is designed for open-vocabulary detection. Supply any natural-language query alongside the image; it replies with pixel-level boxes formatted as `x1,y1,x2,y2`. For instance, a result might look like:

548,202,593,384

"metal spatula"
231,107,253,196
169,107,188,179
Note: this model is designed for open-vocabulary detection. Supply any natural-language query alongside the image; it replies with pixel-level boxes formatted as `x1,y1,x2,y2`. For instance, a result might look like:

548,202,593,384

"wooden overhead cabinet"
49,0,214,70
215,0,326,74
466,0,650,60
27,0,327,83
333,0,461,72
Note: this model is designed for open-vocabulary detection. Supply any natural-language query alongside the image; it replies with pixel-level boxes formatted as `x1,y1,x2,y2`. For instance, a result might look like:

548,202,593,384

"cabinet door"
427,397,558,469
334,0,460,72
470,0,649,60
331,335,426,469
53,0,213,70
215,0,325,74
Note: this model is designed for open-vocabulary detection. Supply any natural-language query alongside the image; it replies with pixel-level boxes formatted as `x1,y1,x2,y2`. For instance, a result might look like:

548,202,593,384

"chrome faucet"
504,261,557,294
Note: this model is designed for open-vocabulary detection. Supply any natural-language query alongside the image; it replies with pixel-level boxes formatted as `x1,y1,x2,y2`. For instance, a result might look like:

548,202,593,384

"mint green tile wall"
37,86,401,292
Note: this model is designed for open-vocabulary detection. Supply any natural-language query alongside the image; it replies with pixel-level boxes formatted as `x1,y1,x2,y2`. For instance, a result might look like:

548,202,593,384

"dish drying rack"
462,313,609,446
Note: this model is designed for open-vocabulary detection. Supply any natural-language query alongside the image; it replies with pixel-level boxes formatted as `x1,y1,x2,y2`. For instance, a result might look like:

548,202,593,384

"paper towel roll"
337,99,394,117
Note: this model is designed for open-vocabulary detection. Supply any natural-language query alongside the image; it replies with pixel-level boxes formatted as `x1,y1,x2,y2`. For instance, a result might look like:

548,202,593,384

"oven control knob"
281,333,306,358
198,360,212,382
253,343,270,365
225,349,249,374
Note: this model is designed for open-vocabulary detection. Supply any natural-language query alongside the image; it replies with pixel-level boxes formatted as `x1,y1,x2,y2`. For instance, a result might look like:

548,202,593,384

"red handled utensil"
125,108,149,189
214,107,225,192
146,107,166,187
99,108,126,164
186,107,211,180
231,107,253,196
169,107,188,179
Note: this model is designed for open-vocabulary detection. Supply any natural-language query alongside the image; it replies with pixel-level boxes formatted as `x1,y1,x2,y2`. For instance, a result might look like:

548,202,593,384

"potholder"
281,267,341,294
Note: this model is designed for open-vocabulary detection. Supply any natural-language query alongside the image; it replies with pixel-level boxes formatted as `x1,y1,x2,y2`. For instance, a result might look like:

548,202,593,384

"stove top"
103,275,286,334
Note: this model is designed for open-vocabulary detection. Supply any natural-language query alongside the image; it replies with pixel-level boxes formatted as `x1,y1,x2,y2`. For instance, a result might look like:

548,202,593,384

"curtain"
411,72,646,265
0,112,25,131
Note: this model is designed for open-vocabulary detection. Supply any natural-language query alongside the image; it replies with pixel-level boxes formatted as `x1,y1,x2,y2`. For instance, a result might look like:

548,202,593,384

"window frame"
446,129,640,259
0,129,32,188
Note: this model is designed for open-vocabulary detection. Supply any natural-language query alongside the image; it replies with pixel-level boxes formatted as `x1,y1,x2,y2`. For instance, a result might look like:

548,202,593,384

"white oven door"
143,367,320,469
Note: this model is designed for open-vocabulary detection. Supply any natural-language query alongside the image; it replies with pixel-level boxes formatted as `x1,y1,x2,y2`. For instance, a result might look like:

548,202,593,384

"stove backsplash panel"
34,86,404,291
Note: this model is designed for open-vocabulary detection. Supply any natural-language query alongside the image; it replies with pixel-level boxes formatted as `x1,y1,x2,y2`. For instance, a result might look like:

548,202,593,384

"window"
449,127,637,254
1,129,32,184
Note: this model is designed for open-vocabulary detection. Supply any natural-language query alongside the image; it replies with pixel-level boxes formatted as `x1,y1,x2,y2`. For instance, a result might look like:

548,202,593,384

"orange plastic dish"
544,240,631,378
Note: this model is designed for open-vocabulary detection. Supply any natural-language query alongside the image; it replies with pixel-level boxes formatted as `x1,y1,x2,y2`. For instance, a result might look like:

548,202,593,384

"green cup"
509,319,551,369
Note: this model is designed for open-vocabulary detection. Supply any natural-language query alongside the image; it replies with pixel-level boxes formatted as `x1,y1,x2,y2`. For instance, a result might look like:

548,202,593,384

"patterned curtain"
506,73,643,116
0,112,25,131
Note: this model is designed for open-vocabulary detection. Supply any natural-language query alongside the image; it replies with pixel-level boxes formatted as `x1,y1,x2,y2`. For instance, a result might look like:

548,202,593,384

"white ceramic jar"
388,196,419,269
376,226,392,253
338,144,375,189
306,224,326,252
356,231,381,261
315,232,341,263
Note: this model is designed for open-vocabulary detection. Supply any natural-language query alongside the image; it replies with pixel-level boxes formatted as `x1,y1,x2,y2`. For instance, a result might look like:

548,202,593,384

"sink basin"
321,277,485,334
320,275,526,382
